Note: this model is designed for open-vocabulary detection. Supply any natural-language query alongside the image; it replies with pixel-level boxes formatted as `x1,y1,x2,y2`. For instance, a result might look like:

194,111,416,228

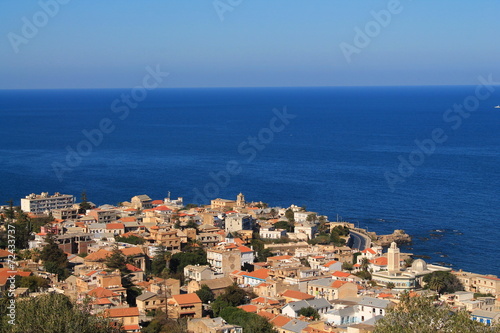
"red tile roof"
238,304,258,313
323,260,339,267
88,287,119,298
126,264,142,272
257,310,276,320
330,280,348,288
85,249,112,261
267,255,293,261
362,248,377,255
86,270,98,276
0,249,10,257
121,247,143,256
251,297,280,305
122,324,141,331
94,298,113,305
154,206,171,211
244,268,269,280
172,293,201,305
370,257,388,266
237,245,253,253
332,271,351,278
270,315,292,327
106,223,125,229
105,307,139,318
282,289,314,300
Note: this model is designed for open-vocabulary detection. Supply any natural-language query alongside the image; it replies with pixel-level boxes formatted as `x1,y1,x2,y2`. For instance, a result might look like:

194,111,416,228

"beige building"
211,198,236,211
207,248,241,276
88,208,118,223
147,226,181,252
187,277,234,298
184,265,213,282
224,214,253,233
21,192,75,214
168,293,202,319
52,207,79,220
136,291,166,314
307,279,358,301
105,307,140,332
131,194,153,209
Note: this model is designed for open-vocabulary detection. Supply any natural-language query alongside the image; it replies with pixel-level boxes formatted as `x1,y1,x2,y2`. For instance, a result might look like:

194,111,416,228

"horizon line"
0,83,493,91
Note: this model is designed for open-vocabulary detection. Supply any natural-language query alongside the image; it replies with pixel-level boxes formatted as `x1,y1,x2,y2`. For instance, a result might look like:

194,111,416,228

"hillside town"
1,191,499,332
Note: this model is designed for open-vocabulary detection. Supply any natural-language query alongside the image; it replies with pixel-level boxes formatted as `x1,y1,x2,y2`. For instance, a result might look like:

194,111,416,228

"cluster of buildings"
1,191,499,332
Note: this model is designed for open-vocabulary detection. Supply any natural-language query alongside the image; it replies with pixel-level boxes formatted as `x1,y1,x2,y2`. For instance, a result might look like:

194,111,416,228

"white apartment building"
21,192,75,214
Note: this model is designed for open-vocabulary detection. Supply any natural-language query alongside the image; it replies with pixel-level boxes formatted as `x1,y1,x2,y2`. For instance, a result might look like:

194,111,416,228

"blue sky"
0,0,499,89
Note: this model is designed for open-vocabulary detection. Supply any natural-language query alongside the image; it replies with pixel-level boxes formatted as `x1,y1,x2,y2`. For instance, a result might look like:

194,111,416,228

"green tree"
151,245,172,277
79,190,92,213
374,292,500,333
217,284,248,306
342,261,354,271
274,220,294,232
180,203,198,210
0,293,121,333
18,275,50,292
297,306,320,320
115,235,145,245
360,257,370,272
169,246,207,274
285,209,294,221
423,271,464,295
306,213,317,222
39,234,69,280
196,284,215,304
219,306,276,333
104,246,130,274
12,211,32,250
386,282,395,290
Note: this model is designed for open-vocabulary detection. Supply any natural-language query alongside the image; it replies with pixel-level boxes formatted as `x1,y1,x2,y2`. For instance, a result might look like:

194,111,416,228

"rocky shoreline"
373,229,412,247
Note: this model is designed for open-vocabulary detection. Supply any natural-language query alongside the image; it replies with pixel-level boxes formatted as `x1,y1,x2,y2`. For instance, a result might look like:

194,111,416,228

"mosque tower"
387,242,400,272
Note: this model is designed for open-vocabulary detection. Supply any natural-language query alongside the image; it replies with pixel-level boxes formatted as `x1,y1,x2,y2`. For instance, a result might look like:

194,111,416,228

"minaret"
387,242,400,272
236,193,245,208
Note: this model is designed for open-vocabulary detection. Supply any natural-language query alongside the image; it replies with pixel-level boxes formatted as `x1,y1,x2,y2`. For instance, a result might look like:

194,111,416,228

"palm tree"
428,276,446,295
360,257,370,272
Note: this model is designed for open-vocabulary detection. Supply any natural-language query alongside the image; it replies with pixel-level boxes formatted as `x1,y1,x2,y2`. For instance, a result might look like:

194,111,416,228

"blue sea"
0,86,499,276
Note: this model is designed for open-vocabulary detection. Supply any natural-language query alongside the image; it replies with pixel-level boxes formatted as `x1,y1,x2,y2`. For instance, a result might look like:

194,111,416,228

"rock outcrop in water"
376,229,412,247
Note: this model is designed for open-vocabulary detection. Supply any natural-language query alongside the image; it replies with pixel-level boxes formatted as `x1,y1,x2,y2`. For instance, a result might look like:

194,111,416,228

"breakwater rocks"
376,229,412,247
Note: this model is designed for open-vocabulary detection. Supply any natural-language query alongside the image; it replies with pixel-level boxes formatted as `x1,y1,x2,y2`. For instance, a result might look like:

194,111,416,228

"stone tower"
236,193,245,208
387,242,400,272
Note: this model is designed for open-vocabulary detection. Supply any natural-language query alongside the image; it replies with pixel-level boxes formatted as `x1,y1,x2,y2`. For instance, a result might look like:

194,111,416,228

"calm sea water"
0,86,498,276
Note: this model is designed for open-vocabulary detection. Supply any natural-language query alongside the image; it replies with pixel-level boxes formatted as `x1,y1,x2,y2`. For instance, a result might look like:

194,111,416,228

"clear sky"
1,0,499,89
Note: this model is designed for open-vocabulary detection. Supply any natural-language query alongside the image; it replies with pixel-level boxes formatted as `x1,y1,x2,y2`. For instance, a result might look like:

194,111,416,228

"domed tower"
387,242,401,272
236,193,245,208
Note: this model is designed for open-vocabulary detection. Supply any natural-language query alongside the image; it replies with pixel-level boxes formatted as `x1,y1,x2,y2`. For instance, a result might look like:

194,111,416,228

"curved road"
348,229,371,251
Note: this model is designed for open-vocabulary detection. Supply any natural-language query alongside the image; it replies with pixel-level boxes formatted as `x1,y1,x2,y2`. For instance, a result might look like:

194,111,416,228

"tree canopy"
169,246,207,274
219,306,276,333
297,306,320,320
104,246,130,274
0,293,121,333
195,284,215,304
374,292,500,333
39,234,69,280
115,235,145,245
423,271,464,294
